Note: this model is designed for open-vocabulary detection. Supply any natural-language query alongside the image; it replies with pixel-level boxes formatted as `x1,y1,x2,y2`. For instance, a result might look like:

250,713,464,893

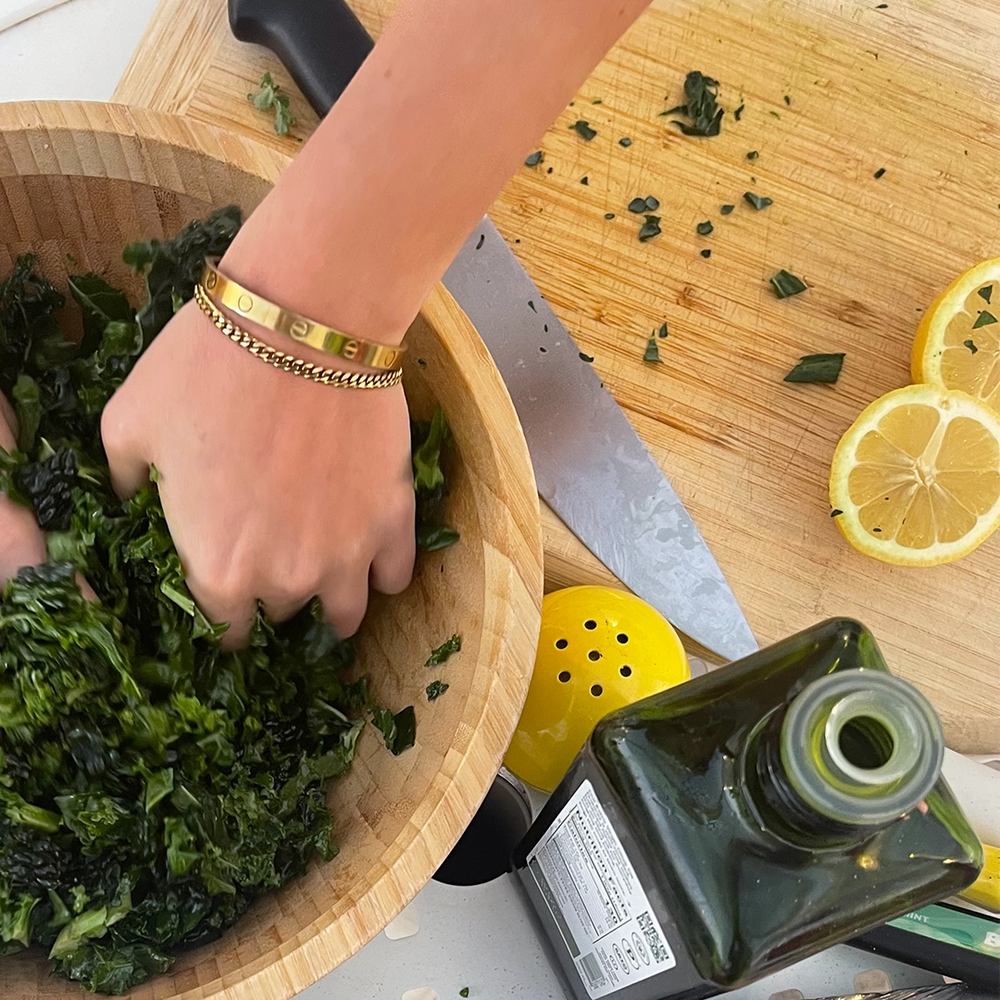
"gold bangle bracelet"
201,258,405,371
194,284,403,389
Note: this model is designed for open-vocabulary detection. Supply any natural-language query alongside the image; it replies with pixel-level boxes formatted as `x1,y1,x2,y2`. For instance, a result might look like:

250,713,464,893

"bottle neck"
748,670,944,846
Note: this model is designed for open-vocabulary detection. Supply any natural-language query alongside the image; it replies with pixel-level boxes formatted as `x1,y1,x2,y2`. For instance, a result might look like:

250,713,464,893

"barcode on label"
579,951,605,989
637,911,670,963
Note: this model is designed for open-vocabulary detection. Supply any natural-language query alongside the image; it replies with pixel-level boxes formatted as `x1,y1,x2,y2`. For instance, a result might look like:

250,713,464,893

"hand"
0,395,47,586
101,299,416,648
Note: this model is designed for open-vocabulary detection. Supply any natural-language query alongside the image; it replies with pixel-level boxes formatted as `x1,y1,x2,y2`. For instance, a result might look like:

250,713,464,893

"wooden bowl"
0,102,543,1000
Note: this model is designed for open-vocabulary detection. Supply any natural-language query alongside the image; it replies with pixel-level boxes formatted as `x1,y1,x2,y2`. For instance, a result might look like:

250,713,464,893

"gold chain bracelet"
193,284,403,389
201,258,405,370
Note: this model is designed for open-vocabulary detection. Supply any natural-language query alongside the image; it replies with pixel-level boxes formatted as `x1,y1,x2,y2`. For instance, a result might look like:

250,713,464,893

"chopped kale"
426,680,450,702
426,634,462,667
770,270,809,298
783,353,845,383
743,192,772,210
247,72,296,136
638,215,662,242
662,71,724,137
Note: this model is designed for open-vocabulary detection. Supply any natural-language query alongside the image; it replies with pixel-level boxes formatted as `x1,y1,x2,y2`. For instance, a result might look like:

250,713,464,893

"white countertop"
0,5,952,998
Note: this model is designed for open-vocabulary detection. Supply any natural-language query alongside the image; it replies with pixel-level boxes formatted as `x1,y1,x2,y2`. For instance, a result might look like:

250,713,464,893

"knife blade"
228,0,758,662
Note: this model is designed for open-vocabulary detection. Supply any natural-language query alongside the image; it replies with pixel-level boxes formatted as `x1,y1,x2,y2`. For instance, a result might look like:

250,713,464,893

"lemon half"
913,257,1000,413
829,384,1000,566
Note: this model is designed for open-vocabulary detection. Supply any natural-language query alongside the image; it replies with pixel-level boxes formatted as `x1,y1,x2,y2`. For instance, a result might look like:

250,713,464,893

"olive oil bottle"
513,619,982,1000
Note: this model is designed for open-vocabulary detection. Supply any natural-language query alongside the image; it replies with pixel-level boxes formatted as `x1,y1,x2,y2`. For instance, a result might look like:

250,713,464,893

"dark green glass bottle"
514,619,982,1000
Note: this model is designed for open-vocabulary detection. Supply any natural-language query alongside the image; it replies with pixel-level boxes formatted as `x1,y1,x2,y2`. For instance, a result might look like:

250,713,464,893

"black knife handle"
228,0,373,117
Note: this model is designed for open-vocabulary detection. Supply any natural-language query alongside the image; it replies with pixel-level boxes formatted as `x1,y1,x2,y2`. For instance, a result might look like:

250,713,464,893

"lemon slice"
829,384,1000,566
912,257,1000,413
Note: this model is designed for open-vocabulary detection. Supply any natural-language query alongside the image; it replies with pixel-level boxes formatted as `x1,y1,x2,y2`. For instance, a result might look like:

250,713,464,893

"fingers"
317,567,371,639
183,561,258,651
0,494,47,587
100,391,152,499
370,528,416,596
206,595,259,652
370,485,416,595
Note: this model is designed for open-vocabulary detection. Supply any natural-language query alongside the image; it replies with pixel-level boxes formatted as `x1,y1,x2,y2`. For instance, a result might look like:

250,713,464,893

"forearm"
222,0,651,346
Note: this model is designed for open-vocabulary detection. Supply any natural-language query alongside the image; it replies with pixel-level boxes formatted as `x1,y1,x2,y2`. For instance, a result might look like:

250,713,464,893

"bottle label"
525,778,676,998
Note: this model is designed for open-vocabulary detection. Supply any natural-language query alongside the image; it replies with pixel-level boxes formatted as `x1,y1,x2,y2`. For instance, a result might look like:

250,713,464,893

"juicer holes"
588,650,601,661
620,665,632,677
555,638,568,649
584,620,597,630
558,671,571,683
591,684,603,697
617,633,629,644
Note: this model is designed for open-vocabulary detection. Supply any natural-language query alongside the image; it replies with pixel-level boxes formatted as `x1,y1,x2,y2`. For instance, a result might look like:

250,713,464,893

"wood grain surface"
112,0,1000,751
0,101,543,999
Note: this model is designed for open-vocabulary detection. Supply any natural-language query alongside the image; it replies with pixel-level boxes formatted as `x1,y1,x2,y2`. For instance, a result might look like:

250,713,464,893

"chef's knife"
228,0,758,662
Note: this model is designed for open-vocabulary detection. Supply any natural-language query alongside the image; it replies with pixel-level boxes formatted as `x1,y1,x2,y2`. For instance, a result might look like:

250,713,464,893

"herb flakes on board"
744,191,773,210
770,270,808,298
696,221,714,236
570,120,597,141
247,72,296,136
524,150,544,167
643,337,662,363
638,215,662,242
784,353,845,384
662,71,724,137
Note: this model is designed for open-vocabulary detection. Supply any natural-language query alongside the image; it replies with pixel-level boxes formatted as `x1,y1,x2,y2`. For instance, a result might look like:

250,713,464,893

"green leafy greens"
661,71,724,137
638,216,662,242
570,120,597,141
770,270,809,298
246,72,296,136
425,680,449,701
0,209,453,993
743,192,773,211
783,353,845,384
426,634,461,667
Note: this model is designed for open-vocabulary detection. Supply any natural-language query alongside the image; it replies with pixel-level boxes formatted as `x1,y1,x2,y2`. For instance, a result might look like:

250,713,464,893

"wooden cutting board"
113,0,1000,752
